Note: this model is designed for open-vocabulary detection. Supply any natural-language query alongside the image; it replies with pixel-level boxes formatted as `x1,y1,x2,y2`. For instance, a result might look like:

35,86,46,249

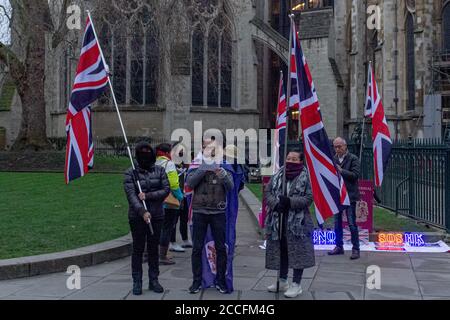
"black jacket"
334,152,361,203
124,164,170,220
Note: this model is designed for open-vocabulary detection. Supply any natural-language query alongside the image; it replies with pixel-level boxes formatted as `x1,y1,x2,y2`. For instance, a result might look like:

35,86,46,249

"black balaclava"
135,142,156,170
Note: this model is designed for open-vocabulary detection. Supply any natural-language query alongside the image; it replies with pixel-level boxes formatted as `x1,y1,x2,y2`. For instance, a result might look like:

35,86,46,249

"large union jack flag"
272,72,287,174
65,16,109,184
365,62,392,187
290,21,350,224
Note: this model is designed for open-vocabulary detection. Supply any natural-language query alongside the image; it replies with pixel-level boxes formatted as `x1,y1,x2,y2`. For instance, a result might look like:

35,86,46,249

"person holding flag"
124,142,170,295
264,148,314,298
65,12,171,296
328,137,361,260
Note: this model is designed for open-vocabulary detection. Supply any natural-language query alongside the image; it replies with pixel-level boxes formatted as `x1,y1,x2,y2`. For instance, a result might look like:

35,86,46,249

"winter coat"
124,164,170,220
264,167,315,270
334,152,361,203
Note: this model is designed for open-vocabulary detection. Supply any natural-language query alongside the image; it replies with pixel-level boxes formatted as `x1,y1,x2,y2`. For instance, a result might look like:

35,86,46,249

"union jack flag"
272,72,287,174
365,62,392,187
65,16,109,184
290,21,350,224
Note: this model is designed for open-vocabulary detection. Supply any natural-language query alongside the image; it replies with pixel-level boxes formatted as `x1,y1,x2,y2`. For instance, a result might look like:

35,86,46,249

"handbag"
163,160,181,209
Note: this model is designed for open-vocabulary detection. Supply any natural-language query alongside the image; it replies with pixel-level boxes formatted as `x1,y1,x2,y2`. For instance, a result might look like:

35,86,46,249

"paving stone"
12,274,102,298
125,290,164,300
239,290,277,300
279,290,314,300
370,268,421,297
419,281,450,297
0,284,29,298
364,290,421,300
233,277,262,291
312,291,353,300
201,288,240,300
162,289,202,300
319,261,367,274
411,257,450,273
414,271,450,282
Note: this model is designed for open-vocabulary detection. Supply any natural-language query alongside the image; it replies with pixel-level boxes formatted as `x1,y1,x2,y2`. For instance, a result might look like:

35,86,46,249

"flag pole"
276,13,295,295
86,10,153,234
360,61,372,162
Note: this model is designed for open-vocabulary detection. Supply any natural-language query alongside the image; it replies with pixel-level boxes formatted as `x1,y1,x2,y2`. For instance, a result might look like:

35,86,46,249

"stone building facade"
0,0,449,149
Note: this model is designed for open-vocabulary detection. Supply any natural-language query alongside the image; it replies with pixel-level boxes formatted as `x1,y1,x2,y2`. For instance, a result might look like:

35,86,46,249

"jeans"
191,212,227,285
160,208,180,247
129,217,163,281
171,198,189,242
279,212,303,284
334,202,360,250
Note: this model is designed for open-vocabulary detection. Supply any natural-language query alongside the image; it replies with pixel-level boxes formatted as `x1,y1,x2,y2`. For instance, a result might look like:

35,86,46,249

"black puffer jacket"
124,164,170,220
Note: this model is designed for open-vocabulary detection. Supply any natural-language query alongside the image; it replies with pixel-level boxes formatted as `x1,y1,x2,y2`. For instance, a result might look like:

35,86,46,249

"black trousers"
171,198,189,242
129,217,163,281
160,208,180,247
334,202,360,250
191,212,227,284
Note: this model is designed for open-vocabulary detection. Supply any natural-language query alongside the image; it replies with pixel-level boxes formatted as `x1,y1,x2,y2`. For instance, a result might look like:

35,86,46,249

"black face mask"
136,147,156,170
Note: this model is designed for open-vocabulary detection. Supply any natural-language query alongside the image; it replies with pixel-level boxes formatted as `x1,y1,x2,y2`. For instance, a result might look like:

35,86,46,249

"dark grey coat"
264,167,315,270
124,164,170,220
334,152,360,203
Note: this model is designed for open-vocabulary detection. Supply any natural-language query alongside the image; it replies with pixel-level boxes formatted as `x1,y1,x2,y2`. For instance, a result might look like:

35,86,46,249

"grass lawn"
91,156,131,173
0,172,130,259
246,183,431,233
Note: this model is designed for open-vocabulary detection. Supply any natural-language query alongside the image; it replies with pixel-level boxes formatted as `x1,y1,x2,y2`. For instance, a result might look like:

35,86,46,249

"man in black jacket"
328,137,361,260
124,142,170,295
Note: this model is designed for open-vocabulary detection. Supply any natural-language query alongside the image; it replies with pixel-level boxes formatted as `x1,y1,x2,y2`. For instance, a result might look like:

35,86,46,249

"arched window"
190,2,233,108
207,27,220,107
192,26,204,106
406,13,415,111
443,2,450,51
97,7,159,107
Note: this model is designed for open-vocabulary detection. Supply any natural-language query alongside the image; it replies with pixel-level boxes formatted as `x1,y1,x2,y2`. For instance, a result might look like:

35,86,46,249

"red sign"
343,180,374,243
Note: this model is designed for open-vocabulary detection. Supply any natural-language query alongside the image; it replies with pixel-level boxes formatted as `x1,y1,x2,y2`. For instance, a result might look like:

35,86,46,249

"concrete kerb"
240,187,263,236
0,234,132,281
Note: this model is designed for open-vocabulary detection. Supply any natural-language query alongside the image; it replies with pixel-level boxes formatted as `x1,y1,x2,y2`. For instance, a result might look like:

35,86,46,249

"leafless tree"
0,0,72,150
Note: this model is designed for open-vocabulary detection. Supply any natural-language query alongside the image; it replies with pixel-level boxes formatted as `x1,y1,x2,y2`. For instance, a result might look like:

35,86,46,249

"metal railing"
349,139,450,232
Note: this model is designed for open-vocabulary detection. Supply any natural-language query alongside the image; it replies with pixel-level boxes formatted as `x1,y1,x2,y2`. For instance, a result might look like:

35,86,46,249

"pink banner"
343,180,374,243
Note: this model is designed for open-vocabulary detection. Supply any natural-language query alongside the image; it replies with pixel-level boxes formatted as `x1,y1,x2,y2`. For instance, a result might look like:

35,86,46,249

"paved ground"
1,201,450,300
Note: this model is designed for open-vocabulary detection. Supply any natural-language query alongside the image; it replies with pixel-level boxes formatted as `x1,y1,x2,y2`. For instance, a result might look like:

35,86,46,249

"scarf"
285,162,304,180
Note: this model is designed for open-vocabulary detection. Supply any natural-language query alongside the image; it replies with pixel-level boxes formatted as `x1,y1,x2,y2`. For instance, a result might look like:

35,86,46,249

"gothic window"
191,3,233,108
406,13,415,111
443,2,450,51
192,26,204,106
97,8,159,107
207,27,220,107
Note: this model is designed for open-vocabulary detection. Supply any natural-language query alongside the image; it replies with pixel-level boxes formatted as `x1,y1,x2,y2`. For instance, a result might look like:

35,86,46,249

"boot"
149,279,164,293
159,246,175,265
132,272,143,295
350,249,360,260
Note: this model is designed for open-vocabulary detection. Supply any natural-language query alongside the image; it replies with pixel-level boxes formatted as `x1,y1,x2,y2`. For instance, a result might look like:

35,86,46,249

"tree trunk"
10,1,50,151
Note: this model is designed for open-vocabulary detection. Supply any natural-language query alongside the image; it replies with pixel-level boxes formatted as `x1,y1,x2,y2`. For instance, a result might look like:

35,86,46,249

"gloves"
277,195,291,213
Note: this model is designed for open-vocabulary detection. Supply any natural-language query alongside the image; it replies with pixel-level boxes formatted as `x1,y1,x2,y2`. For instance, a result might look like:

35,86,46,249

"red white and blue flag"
365,62,392,187
272,72,287,174
65,16,109,184
290,21,350,224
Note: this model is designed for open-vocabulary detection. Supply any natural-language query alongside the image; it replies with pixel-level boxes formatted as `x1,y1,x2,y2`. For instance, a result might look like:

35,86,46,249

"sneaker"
350,249,360,260
284,283,303,298
182,240,193,248
189,281,202,294
327,246,345,255
267,279,289,293
148,279,164,293
216,282,228,294
169,243,186,252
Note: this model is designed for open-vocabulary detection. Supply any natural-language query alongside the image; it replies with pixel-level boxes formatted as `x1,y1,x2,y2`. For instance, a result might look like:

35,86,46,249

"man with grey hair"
328,137,361,260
